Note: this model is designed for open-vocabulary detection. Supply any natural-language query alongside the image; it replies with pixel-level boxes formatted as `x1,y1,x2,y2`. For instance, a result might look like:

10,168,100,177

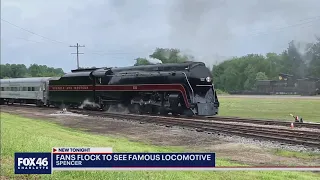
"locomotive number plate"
133,86,138,90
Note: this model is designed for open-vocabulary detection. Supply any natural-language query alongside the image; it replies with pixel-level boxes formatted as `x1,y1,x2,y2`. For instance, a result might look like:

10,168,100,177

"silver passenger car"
0,77,53,106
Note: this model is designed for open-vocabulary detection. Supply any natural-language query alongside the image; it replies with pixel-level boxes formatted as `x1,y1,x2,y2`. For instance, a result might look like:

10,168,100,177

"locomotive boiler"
48,62,220,116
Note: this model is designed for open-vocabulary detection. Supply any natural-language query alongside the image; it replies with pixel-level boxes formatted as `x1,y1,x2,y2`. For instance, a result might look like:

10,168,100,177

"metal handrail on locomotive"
0,62,220,116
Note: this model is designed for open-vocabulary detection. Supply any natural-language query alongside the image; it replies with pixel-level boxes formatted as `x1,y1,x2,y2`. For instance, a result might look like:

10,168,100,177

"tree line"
212,38,320,92
0,64,65,79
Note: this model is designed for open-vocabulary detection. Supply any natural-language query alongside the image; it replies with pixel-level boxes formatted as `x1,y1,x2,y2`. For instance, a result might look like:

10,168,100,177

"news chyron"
14,147,216,174
15,152,52,174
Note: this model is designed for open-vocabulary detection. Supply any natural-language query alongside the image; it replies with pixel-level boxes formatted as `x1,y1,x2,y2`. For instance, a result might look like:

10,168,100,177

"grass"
216,89,229,95
273,149,320,160
218,97,320,122
1,113,319,180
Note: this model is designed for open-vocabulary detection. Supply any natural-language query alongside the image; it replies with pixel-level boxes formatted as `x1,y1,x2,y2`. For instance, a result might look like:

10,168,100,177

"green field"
273,149,320,160
1,113,319,180
218,97,320,122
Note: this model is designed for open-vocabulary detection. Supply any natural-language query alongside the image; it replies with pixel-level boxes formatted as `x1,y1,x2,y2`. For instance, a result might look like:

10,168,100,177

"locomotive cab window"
1,87,4,91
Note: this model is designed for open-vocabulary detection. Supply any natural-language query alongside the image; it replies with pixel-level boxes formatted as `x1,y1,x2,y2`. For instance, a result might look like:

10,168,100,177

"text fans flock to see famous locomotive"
0,62,220,116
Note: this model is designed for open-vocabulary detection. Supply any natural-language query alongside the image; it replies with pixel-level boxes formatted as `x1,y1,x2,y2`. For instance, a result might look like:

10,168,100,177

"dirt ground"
1,105,320,166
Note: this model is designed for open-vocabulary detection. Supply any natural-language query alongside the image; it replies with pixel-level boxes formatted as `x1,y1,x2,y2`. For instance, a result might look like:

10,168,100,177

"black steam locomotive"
48,62,220,116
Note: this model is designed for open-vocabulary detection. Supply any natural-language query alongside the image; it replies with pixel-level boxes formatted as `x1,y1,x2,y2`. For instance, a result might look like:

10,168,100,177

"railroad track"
201,116,320,129
1,104,320,130
68,109,320,148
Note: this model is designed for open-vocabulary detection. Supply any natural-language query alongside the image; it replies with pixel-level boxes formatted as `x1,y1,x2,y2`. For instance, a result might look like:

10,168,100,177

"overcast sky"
1,0,320,72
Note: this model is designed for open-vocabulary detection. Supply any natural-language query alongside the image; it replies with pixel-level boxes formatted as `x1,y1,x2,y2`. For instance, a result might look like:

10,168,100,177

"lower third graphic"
14,152,52,174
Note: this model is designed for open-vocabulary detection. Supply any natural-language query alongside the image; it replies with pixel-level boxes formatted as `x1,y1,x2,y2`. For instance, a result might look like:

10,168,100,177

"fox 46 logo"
15,152,52,174
18,157,48,167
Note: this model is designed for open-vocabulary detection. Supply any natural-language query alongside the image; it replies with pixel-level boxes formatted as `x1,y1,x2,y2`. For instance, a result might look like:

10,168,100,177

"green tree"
306,37,320,77
9,64,27,78
255,72,268,80
134,58,153,66
243,64,257,90
0,64,12,78
149,48,192,63
149,48,181,63
265,52,281,79
285,40,307,78
134,48,193,66
211,37,320,92
0,63,65,78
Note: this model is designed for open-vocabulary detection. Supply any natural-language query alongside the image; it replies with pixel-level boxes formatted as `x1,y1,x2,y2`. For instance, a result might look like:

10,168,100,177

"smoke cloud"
167,0,320,67
106,104,129,114
79,99,101,109
2,0,320,70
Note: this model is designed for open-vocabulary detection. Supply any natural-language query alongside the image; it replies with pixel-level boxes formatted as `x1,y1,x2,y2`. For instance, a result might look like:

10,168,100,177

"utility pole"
70,43,85,69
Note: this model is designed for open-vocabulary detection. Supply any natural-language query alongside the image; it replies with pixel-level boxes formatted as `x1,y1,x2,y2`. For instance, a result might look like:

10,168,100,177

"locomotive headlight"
206,76,212,82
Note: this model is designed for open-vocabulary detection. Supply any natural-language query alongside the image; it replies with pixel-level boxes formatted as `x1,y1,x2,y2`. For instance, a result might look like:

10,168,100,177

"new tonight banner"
15,147,216,174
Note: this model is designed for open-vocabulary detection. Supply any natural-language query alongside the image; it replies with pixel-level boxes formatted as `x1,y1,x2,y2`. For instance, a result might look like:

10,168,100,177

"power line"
1,18,150,55
1,37,43,43
88,51,151,55
1,19,149,56
15,37,42,43
2,15,320,59
247,16,320,37
248,15,320,34
1,18,150,56
70,43,85,69
1,18,68,45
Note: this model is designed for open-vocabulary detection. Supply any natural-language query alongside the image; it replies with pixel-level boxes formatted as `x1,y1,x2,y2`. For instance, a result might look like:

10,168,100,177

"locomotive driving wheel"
128,103,141,114
100,104,110,111
141,105,157,115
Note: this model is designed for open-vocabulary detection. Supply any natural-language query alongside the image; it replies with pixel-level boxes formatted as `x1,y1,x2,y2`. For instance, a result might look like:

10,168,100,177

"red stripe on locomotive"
49,84,190,107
